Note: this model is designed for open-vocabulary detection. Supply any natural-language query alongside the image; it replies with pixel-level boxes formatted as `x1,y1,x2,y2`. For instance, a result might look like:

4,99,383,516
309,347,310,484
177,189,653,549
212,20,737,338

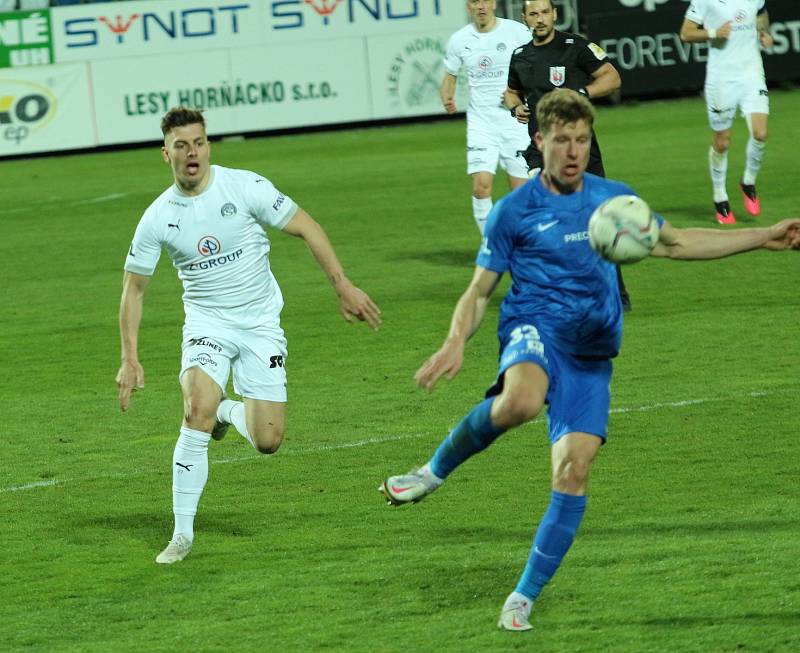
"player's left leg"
500,432,602,631
217,326,288,452
499,353,611,631
471,171,495,236
740,112,768,216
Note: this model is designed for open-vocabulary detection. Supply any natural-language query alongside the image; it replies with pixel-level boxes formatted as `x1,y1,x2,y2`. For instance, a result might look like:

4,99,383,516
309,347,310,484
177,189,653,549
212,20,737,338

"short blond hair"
536,89,595,134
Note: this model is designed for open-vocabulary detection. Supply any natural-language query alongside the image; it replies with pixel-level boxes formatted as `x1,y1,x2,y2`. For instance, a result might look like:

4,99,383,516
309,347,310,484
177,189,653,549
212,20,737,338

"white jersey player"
680,0,773,225
116,107,381,565
441,0,532,235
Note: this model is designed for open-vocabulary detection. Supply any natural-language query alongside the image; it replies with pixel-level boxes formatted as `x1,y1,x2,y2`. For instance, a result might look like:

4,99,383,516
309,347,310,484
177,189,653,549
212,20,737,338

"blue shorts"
487,324,612,444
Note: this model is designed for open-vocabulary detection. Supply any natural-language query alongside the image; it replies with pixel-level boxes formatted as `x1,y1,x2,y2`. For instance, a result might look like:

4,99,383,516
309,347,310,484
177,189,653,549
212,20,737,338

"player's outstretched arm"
117,271,150,411
282,208,381,330
651,219,800,260
415,266,501,393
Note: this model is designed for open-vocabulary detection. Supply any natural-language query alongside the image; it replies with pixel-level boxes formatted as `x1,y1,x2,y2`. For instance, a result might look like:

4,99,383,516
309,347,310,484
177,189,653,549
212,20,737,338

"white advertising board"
51,0,263,63
367,30,469,119
262,0,466,43
0,62,94,156
90,38,372,145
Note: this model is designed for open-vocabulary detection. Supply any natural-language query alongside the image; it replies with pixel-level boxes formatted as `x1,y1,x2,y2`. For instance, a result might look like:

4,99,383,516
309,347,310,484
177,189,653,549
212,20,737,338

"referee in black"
504,0,632,311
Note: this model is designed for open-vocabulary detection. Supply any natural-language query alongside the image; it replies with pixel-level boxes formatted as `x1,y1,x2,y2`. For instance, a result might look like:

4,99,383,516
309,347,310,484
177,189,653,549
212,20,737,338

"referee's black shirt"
508,30,609,175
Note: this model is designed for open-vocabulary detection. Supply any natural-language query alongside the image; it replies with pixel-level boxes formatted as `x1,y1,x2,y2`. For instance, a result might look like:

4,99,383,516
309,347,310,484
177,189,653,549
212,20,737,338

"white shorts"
704,74,769,132
179,326,288,402
466,118,529,179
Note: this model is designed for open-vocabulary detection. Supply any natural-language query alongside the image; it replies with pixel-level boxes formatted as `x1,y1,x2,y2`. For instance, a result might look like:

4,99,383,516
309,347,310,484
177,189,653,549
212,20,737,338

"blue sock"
429,398,505,479
515,490,587,600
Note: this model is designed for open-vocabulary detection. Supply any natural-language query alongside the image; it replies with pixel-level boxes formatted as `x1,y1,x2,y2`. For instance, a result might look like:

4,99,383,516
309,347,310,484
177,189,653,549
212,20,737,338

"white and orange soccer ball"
588,194,660,264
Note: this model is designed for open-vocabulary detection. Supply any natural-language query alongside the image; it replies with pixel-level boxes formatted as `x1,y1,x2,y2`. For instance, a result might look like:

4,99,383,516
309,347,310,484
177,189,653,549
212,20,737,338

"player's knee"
472,186,492,200
553,456,591,492
713,134,731,153
751,129,767,143
251,424,284,455
183,396,217,433
494,392,543,427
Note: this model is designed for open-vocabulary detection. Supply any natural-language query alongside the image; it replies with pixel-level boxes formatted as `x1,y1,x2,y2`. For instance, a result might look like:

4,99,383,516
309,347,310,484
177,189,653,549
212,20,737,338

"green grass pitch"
2,90,799,653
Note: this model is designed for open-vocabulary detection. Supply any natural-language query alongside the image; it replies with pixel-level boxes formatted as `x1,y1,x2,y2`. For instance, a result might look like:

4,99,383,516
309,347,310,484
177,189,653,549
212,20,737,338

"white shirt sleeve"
443,32,461,76
248,174,298,230
512,21,531,48
124,208,162,276
685,0,706,24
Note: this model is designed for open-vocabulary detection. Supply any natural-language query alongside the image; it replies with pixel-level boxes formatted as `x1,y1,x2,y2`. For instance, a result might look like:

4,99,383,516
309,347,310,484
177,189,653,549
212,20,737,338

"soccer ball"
588,195,659,264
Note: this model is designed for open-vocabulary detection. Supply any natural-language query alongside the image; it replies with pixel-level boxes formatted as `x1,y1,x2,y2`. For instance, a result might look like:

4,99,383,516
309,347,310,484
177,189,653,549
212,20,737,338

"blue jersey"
477,173,641,359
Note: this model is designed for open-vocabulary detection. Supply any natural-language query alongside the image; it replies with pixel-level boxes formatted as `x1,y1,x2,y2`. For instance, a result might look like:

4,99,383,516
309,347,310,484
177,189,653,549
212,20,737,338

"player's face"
523,0,557,43
535,119,592,192
467,0,496,29
161,122,211,195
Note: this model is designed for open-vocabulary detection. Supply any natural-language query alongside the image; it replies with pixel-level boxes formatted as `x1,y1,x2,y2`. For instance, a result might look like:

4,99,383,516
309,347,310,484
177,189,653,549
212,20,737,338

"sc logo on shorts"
269,355,284,368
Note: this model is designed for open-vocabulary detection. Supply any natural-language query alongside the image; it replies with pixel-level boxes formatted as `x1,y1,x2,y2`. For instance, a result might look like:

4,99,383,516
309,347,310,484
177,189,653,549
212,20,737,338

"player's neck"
474,16,497,33
175,169,212,197
541,171,582,196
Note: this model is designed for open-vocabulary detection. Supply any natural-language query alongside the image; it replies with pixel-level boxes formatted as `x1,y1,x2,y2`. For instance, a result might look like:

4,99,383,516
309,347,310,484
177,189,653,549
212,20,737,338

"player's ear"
534,131,544,150
161,146,170,164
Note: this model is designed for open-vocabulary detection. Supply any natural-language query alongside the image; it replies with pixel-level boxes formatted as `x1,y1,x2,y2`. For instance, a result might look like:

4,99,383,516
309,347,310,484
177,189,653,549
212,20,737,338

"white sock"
472,196,492,235
217,399,255,449
171,427,210,542
743,137,766,186
708,146,728,202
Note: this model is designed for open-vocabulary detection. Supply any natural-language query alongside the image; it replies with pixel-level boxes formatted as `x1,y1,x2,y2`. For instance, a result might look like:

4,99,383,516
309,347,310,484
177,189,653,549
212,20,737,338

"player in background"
380,89,800,632
441,0,532,235
116,107,380,564
503,0,632,311
680,1,773,224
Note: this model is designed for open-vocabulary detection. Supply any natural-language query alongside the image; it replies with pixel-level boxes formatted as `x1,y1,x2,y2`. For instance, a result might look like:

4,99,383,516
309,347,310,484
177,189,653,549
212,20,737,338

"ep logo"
0,91,51,144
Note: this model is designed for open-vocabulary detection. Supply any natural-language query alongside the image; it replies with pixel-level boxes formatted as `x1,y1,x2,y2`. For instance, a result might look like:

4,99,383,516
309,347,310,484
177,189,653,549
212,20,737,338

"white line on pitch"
0,391,773,494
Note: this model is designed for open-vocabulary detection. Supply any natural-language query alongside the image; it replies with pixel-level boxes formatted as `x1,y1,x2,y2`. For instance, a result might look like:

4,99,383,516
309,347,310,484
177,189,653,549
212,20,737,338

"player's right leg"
704,78,737,224
156,364,228,564
381,326,550,506
467,125,501,235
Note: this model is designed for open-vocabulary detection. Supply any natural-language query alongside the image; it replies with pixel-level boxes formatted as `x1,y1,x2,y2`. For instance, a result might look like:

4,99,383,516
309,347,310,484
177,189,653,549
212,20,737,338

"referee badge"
549,66,565,87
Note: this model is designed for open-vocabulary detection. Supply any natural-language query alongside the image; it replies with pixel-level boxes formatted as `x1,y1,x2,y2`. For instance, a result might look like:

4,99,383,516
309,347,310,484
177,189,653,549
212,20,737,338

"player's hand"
513,103,531,124
716,21,733,40
759,30,774,50
116,359,144,412
442,96,457,114
762,219,800,251
338,284,382,330
414,339,465,392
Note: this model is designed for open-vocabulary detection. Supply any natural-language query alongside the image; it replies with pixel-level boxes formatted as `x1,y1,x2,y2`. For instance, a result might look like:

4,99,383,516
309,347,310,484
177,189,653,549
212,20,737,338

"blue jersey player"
379,89,800,632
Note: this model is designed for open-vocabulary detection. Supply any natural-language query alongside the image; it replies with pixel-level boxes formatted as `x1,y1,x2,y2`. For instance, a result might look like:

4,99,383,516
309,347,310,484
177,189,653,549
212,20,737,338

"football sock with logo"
171,427,211,542
708,146,729,202
743,137,766,186
515,491,587,601
217,399,255,448
429,398,505,479
472,196,493,236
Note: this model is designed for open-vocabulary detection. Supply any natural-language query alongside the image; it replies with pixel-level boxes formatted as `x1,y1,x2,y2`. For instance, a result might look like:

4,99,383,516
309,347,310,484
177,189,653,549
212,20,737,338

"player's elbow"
679,26,693,42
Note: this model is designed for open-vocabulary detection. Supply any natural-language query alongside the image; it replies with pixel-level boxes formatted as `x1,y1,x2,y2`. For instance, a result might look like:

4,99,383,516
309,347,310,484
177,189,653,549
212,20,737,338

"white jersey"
444,17,531,118
124,164,298,331
685,0,766,80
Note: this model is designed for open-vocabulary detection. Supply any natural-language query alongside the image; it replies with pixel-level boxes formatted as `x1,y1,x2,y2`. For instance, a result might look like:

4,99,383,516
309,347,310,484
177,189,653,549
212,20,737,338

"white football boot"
155,534,192,564
379,465,443,505
498,592,534,632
